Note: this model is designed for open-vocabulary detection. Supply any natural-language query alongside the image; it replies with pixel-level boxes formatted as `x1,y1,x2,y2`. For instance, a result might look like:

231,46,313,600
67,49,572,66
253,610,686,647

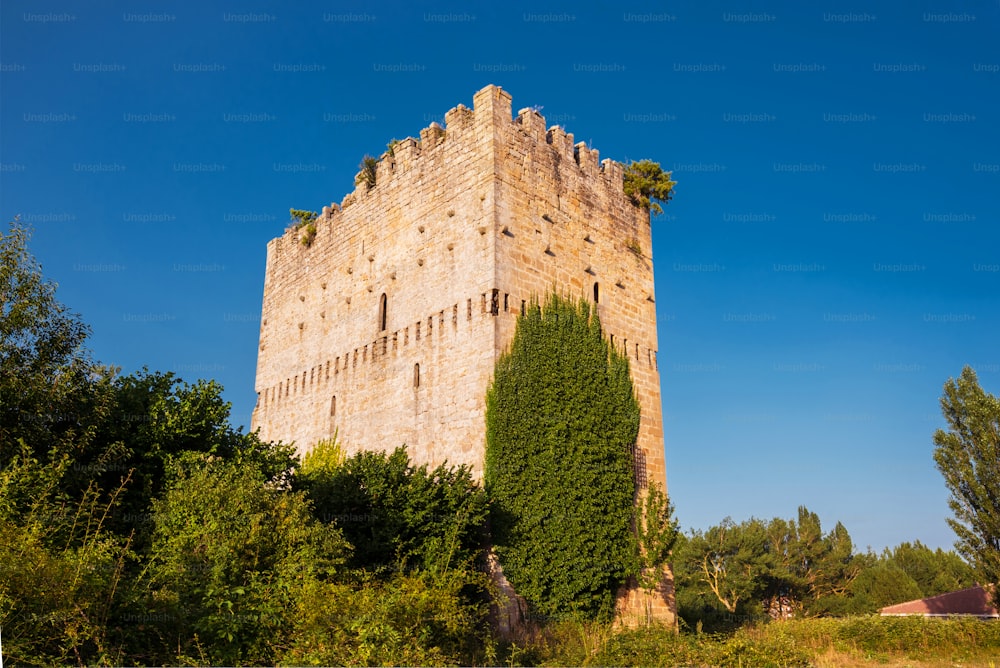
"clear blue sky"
2,0,997,554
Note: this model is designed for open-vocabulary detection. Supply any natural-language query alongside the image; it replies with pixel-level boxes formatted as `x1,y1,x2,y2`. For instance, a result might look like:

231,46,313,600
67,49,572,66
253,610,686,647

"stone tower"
252,85,672,622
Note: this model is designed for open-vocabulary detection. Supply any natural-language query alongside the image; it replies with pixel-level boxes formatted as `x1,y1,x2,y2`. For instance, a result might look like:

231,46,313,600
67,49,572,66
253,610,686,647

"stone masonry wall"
253,90,503,476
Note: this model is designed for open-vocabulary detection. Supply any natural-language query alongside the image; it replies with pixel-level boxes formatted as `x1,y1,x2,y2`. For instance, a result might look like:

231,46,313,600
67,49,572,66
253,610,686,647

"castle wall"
490,104,667,494
252,90,505,476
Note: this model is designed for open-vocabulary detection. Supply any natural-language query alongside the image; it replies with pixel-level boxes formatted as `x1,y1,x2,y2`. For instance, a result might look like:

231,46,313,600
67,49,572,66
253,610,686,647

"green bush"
711,626,811,668
297,445,489,576
282,569,492,666
0,453,134,666
143,455,350,665
778,616,1000,663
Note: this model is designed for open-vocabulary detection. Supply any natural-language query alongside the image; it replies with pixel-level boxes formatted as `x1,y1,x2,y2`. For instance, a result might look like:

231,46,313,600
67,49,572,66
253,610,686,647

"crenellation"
419,121,446,148
473,84,513,126
600,158,624,191
545,125,575,160
515,107,546,142
444,103,473,132
375,152,395,185
575,141,600,174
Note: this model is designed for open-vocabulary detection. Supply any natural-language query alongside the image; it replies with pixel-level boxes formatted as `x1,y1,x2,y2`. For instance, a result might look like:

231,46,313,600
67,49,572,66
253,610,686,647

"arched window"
377,293,387,332
593,282,600,303
330,395,336,416
413,363,420,388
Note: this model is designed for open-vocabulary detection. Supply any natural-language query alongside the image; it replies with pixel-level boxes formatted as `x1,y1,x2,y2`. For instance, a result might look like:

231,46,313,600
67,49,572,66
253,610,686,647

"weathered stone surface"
252,85,673,625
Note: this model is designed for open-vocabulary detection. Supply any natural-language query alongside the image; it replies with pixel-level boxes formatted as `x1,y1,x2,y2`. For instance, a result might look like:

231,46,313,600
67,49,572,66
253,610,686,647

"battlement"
272,85,633,261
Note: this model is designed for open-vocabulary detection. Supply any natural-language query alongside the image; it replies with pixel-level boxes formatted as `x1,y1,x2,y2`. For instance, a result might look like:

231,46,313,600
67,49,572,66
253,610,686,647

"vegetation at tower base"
933,365,1000,607
143,454,351,665
6,218,994,665
484,292,643,622
623,159,676,215
635,482,680,594
296,442,490,577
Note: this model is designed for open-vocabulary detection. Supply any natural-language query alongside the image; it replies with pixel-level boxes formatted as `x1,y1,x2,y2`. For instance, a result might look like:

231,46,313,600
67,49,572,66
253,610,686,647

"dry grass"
503,616,1000,667
812,645,999,668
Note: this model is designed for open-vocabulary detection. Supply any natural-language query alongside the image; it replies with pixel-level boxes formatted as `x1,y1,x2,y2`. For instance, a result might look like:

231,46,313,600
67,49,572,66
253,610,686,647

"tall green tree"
933,366,1000,605
788,508,858,614
844,558,923,614
0,218,112,470
485,293,641,621
676,508,861,626
677,517,772,618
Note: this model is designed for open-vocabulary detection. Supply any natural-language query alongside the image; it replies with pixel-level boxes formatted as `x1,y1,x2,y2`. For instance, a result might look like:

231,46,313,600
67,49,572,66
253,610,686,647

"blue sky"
2,0,997,554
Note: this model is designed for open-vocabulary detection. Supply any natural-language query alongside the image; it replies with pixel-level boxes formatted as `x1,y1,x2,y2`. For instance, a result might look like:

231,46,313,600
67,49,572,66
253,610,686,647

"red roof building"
880,585,998,618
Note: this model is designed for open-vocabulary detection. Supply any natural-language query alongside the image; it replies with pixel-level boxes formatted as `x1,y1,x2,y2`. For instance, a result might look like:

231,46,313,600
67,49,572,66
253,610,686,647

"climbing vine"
485,293,641,621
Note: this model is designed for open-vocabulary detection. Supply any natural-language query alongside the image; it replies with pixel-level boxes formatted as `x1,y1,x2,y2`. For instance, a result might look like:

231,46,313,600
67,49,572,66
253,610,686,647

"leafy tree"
829,542,975,615
679,518,771,616
676,508,861,626
887,541,976,598
845,560,923,613
485,293,641,621
623,159,676,215
787,508,858,614
297,445,489,576
933,366,1000,605
0,218,111,470
78,369,296,551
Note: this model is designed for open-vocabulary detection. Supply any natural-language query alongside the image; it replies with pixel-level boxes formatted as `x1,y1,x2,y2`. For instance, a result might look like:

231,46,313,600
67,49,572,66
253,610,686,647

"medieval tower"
252,84,671,622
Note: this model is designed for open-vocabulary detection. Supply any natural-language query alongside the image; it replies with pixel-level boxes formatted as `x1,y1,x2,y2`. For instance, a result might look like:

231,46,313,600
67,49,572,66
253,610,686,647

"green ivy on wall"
485,292,641,621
